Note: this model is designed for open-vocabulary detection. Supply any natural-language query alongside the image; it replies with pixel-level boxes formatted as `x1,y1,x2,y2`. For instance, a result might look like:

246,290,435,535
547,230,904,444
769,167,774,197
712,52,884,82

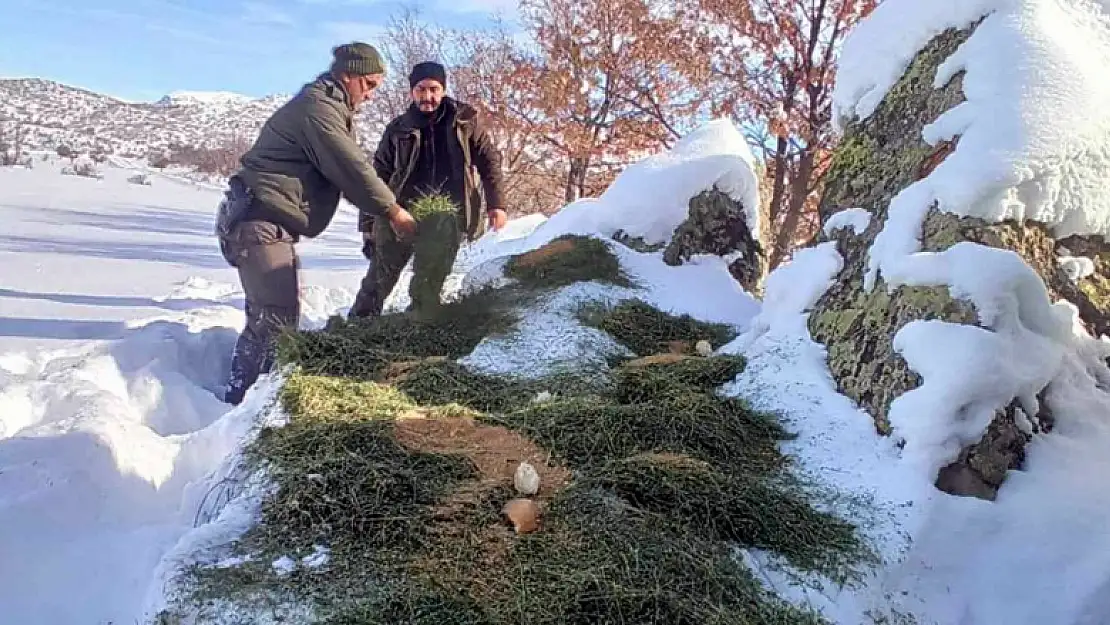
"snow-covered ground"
0,163,408,624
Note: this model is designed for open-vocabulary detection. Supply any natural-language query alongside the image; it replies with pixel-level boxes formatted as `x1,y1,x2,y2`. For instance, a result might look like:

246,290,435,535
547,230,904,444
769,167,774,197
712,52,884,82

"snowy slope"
0,163,381,625
0,124,764,624
0,78,381,164
156,91,255,108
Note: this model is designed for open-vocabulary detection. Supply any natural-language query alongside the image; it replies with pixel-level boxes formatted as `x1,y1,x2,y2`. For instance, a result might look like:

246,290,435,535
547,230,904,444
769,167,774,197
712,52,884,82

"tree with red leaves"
506,0,712,204
692,0,878,266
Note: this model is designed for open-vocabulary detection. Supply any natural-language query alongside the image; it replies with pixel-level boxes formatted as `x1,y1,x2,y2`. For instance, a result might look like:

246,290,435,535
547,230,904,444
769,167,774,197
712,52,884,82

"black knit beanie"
331,42,385,76
409,61,447,89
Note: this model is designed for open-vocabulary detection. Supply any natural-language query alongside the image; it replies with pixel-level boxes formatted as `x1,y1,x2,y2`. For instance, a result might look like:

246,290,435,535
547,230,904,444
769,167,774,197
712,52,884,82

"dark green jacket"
360,97,504,242
236,72,396,238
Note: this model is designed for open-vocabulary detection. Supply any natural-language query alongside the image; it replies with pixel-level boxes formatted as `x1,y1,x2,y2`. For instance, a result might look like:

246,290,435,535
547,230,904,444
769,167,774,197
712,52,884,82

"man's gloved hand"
361,231,374,260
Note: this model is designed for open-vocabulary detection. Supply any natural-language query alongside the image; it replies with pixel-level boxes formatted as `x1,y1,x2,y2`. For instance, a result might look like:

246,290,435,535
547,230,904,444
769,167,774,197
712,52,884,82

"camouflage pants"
349,212,461,318
221,220,301,405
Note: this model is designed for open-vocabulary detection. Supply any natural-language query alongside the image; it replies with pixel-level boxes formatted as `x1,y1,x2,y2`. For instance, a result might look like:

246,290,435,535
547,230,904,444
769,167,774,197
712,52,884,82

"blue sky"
0,0,518,102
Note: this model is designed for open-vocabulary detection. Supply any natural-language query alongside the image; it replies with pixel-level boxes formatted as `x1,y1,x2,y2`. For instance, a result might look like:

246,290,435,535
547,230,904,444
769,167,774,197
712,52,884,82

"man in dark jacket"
215,42,418,405
347,61,507,318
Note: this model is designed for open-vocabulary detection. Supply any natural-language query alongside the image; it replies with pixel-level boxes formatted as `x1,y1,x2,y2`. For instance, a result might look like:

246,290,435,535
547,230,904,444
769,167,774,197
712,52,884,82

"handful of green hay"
410,194,462,316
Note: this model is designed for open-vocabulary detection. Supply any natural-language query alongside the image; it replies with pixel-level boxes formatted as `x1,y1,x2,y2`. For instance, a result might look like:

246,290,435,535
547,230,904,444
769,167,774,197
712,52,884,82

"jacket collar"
315,71,353,110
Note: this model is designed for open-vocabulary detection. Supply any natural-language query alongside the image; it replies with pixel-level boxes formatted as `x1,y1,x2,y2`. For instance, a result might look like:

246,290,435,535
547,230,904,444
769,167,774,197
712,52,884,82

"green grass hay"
166,236,874,625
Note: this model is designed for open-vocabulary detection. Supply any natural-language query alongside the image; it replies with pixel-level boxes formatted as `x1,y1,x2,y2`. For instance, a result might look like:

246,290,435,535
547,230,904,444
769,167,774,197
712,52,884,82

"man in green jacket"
215,42,418,405
347,61,508,318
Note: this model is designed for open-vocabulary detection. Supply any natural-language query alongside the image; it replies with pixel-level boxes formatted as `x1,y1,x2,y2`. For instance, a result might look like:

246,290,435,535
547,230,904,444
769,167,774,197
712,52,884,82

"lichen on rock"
811,17,1110,501
809,26,976,437
934,396,1053,501
1056,235,1110,339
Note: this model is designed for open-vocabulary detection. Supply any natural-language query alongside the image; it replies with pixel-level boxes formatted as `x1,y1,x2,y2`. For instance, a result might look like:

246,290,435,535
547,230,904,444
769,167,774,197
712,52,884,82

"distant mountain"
0,78,379,164
154,91,256,108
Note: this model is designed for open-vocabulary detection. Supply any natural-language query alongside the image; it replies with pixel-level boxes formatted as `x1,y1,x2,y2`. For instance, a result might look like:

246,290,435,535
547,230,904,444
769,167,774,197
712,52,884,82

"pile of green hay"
285,289,518,380
167,243,874,625
504,234,635,290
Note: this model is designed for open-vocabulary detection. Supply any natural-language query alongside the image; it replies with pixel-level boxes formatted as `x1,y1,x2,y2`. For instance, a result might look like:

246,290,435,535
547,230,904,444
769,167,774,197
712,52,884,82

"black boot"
347,287,383,319
222,320,278,406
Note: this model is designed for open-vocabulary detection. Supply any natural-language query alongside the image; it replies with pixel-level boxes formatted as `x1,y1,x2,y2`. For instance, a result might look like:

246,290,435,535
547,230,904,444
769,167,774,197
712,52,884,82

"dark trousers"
349,212,461,318
222,219,300,405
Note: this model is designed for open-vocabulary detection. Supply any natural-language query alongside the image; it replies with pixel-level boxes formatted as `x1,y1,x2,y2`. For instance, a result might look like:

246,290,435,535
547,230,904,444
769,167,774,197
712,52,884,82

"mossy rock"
664,187,765,294
807,19,1105,501
808,23,1027,500
1053,235,1110,338
934,396,1052,501
809,24,976,435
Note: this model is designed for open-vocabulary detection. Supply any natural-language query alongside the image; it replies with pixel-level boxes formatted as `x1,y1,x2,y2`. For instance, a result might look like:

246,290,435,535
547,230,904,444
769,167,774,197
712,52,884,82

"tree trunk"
771,146,816,267
564,157,585,204
764,137,791,257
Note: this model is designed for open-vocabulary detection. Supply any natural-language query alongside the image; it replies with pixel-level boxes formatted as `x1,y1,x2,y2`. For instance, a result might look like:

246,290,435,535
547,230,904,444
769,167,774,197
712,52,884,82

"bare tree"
0,118,27,166
691,0,879,266
449,19,567,215
358,7,447,139
504,0,706,204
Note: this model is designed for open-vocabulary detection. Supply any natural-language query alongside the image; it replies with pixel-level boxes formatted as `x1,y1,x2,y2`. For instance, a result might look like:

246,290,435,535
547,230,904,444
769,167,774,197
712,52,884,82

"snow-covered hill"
0,78,382,164
0,79,287,160
155,91,257,108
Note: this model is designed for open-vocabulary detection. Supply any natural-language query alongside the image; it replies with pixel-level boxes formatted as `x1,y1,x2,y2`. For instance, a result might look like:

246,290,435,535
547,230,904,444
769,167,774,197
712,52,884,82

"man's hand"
387,204,417,241
487,208,508,232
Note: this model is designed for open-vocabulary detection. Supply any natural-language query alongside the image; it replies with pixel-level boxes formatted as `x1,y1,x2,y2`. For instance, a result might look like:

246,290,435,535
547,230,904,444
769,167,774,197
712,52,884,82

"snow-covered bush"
61,158,103,180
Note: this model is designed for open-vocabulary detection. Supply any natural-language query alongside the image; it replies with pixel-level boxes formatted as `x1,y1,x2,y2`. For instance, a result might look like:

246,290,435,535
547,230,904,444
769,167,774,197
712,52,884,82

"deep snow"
0,161,441,624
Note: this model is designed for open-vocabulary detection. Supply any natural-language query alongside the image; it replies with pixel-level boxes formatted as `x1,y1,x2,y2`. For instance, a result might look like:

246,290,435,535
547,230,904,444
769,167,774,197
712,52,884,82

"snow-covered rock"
520,119,766,291
766,1,1110,623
